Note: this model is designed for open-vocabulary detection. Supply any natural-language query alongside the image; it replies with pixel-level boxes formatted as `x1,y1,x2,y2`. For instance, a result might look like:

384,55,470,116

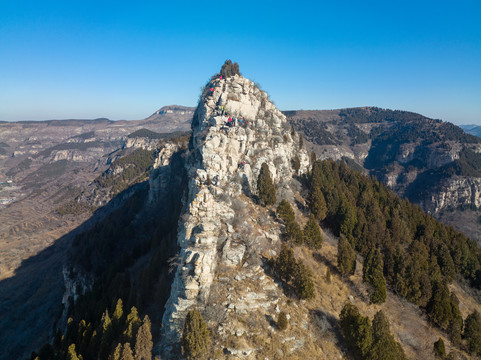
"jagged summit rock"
159,66,309,357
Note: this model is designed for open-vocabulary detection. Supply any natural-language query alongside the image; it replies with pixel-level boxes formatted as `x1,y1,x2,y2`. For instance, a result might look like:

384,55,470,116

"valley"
0,107,192,280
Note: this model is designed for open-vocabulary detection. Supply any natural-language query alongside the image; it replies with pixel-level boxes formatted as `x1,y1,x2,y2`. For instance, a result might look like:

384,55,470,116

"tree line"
306,158,481,345
31,299,153,360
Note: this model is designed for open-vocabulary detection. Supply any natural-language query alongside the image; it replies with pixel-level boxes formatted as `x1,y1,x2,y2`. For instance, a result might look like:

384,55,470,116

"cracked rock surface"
159,74,308,357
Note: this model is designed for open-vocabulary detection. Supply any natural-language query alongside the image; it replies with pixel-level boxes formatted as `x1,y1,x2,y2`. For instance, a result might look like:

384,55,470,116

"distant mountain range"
460,124,481,138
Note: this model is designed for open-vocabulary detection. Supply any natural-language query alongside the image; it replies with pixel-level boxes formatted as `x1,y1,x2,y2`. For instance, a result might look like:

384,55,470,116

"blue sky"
1,1,480,124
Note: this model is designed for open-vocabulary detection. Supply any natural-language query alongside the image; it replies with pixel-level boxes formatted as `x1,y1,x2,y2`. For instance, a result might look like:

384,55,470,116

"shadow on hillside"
260,256,299,299
265,314,278,330
0,181,149,360
309,309,344,345
312,252,369,303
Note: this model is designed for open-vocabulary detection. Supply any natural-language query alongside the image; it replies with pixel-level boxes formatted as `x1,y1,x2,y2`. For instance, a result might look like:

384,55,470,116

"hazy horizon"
1,104,479,127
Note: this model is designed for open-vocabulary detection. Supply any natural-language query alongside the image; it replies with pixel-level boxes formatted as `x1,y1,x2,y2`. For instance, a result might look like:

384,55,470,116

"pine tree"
433,338,446,359
371,311,390,342
303,215,323,249
120,343,134,360
309,187,327,221
113,299,124,323
134,316,153,360
100,310,113,360
337,196,357,239
123,307,142,344
447,292,463,346
274,244,296,283
277,200,295,223
464,310,481,356
367,311,407,360
284,220,304,244
257,163,276,206
363,249,387,304
292,261,315,299
86,329,99,360
67,344,81,360
181,309,211,360
111,343,122,360
112,299,124,339
339,303,373,358
427,281,454,330
277,312,288,331
338,235,356,276
102,310,112,334
369,270,387,304
220,60,240,78
76,320,89,356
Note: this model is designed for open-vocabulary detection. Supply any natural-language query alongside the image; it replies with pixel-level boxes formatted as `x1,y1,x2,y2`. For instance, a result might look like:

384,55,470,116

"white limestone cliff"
159,74,309,356
422,177,481,213
123,136,160,151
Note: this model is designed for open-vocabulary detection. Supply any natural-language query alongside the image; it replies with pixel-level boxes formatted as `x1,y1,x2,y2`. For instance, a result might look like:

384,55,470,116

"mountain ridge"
285,107,481,243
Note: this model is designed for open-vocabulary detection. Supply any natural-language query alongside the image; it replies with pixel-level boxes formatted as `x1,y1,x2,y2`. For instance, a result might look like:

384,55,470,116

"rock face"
123,137,160,150
422,177,481,213
148,142,186,204
159,73,309,356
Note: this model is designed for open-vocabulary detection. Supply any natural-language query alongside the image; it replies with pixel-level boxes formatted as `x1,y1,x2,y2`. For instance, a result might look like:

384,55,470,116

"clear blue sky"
1,1,480,124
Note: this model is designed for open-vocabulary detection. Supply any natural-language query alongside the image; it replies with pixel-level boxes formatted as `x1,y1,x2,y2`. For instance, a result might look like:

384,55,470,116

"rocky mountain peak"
159,66,309,356
190,68,308,186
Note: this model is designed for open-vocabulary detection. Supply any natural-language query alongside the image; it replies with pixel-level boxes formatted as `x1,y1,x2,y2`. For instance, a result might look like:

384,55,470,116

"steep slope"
286,107,481,242
159,70,309,357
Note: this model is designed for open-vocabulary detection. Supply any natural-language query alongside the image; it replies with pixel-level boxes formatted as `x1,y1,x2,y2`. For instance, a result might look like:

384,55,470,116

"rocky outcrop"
159,74,309,357
59,266,93,328
51,148,106,162
123,137,160,150
421,177,481,213
148,142,185,204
